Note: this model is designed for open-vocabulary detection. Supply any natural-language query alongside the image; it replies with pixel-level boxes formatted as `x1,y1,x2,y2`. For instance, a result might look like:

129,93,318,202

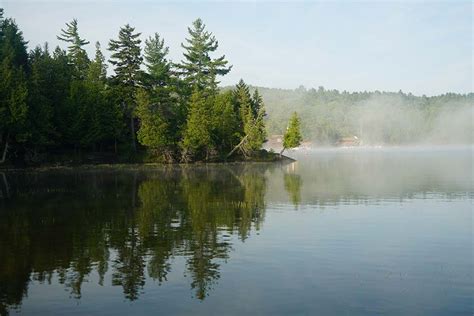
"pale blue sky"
2,0,472,95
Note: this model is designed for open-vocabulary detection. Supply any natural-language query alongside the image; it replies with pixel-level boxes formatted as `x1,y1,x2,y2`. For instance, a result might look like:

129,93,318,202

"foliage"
178,18,232,91
108,24,143,152
0,17,29,162
253,86,473,145
57,19,90,78
0,9,266,165
282,112,303,152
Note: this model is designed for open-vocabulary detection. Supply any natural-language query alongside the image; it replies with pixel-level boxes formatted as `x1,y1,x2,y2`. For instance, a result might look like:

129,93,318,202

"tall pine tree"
108,24,143,152
57,19,90,79
179,18,231,91
137,34,179,161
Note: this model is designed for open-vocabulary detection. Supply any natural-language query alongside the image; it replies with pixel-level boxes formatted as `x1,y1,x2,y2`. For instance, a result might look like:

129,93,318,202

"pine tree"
136,88,175,161
108,24,143,152
181,89,213,161
251,88,266,145
137,35,180,160
227,81,267,157
281,112,303,155
82,42,119,149
233,79,252,134
0,8,4,39
251,89,264,118
57,19,90,79
27,44,55,149
87,42,107,84
0,18,29,163
50,46,73,145
179,18,232,91
144,33,170,88
211,91,239,153
143,33,175,115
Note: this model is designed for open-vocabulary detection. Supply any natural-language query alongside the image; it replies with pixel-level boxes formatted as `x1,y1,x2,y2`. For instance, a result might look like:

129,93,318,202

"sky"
2,0,472,96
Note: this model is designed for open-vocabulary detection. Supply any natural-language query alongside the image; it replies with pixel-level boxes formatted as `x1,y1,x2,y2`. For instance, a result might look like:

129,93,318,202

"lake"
0,146,472,315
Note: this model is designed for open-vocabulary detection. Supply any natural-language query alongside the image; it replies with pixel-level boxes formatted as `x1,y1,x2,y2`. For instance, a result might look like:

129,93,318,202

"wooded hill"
250,86,472,145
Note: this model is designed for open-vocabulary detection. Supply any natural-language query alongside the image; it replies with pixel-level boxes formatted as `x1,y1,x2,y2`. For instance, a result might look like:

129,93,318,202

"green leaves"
181,89,213,158
179,18,232,91
108,23,144,151
0,17,30,148
57,19,90,79
0,11,266,164
283,112,303,151
108,24,143,89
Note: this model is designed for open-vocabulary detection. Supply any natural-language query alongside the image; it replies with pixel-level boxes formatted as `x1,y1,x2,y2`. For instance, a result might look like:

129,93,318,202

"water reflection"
0,165,268,313
283,173,303,208
269,147,473,206
0,147,472,314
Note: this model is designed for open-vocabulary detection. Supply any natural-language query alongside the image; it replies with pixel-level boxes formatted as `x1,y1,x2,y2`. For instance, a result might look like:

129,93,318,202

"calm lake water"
0,147,472,315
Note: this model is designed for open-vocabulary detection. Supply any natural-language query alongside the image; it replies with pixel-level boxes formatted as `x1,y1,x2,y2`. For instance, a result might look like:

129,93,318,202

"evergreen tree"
87,42,107,83
210,91,239,153
181,89,214,161
27,44,55,150
179,18,231,91
251,89,264,118
50,46,73,145
137,34,181,161
232,79,252,135
281,112,303,155
0,18,29,163
57,19,90,78
0,8,4,41
228,81,266,157
144,33,170,88
136,88,175,161
82,42,120,149
108,24,143,152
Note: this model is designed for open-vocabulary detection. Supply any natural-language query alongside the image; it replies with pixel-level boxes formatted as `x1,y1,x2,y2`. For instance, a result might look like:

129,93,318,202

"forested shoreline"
250,86,472,146
1,8,471,167
0,9,269,166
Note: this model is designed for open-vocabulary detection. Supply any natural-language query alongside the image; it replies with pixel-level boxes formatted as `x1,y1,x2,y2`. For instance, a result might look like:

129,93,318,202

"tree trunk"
279,147,285,158
0,172,9,198
227,135,248,158
130,115,136,152
0,133,10,164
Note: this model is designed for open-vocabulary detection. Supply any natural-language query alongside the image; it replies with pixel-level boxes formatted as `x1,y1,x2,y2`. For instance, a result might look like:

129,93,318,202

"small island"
0,11,300,167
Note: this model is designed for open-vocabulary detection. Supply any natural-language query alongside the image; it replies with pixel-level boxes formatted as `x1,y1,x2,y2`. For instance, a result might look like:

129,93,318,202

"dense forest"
254,86,473,145
0,9,267,165
1,8,471,167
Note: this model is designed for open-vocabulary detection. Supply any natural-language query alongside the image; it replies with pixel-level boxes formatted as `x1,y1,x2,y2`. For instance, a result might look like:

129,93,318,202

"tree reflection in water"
0,164,269,313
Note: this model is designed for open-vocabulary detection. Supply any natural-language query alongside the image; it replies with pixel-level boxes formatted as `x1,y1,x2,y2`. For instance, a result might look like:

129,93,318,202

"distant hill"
224,86,473,145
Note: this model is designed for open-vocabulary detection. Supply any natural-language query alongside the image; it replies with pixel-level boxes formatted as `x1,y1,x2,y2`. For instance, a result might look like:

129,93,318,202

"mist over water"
350,95,473,145
259,87,473,145
0,147,472,315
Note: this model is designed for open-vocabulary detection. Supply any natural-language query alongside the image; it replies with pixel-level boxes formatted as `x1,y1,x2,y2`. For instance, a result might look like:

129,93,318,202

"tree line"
0,9,270,165
255,85,472,145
